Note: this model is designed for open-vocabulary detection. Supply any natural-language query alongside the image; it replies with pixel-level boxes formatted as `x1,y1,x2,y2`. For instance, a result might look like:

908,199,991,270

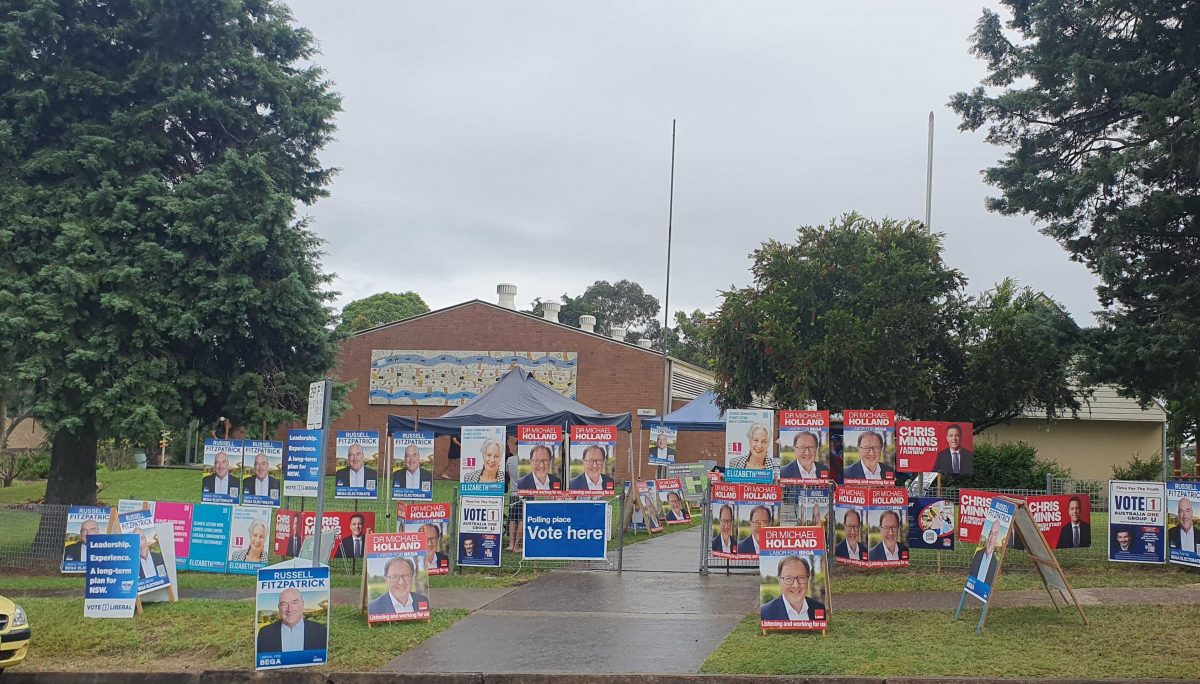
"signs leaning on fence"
62,505,113,574
724,408,776,484
1108,480,1166,564
397,502,453,575
1167,481,1200,568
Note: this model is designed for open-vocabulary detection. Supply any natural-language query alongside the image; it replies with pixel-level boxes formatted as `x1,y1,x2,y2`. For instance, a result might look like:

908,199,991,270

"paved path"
618,525,705,572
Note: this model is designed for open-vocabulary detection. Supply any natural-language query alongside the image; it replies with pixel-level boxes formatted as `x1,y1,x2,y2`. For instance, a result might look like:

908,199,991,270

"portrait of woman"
731,423,778,469
462,438,504,484
232,519,268,563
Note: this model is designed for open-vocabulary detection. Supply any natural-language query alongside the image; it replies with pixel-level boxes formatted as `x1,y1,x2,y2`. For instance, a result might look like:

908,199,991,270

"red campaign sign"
365,532,430,623
712,482,739,502
366,531,426,555
869,487,908,508
518,425,562,441
277,510,377,560
778,410,830,429
706,471,722,485
740,484,783,503
758,525,826,552
895,421,974,473
570,425,617,442
844,409,895,429
657,477,683,490
834,486,868,507
957,490,1091,548
398,502,452,521
957,489,996,543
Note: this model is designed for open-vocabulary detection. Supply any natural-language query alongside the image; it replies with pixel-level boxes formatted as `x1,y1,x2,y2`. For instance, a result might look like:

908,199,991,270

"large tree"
528,279,660,336
708,213,1081,430
0,0,341,505
950,1,1200,445
335,291,429,336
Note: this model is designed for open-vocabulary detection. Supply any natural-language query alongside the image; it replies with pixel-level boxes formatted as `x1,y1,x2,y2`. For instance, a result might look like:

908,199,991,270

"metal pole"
310,379,333,567
659,120,676,422
924,111,934,231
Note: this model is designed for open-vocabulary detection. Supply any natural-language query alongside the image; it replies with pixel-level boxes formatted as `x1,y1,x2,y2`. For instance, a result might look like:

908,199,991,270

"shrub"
1111,452,1164,481
948,440,1070,491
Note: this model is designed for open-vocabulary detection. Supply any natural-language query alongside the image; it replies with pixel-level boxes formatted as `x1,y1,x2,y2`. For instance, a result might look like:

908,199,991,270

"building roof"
1021,385,1167,423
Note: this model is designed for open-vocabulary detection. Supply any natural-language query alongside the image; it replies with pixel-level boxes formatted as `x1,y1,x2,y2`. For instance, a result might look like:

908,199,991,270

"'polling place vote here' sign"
523,500,608,561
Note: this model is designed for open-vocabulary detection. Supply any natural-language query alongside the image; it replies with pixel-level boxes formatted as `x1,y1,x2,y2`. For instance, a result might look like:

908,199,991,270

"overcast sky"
283,1,1103,325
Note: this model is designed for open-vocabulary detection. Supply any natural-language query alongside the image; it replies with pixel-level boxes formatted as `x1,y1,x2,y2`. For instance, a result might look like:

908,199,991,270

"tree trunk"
28,423,100,562
45,422,100,505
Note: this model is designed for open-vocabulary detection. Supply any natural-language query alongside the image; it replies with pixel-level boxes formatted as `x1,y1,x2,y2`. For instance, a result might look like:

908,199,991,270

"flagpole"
925,111,934,231
660,120,677,427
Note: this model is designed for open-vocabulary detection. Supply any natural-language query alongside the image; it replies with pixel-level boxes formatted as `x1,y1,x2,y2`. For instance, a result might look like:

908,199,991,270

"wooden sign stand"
954,496,1088,633
620,476,658,536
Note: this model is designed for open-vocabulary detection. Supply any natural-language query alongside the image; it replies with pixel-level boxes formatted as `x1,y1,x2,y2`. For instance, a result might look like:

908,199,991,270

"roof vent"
578,315,596,333
541,301,561,323
611,326,627,342
497,283,518,310
636,339,653,349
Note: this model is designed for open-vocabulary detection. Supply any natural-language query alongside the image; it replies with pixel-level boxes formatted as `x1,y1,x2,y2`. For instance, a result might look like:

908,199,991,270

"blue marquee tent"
656,390,726,432
387,367,632,436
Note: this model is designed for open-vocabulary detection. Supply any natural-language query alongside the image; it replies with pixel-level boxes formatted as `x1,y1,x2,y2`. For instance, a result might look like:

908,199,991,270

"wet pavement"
382,570,759,674
617,525,706,572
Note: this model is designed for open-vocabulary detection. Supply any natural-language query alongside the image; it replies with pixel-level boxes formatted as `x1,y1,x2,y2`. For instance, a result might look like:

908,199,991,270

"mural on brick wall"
369,351,578,406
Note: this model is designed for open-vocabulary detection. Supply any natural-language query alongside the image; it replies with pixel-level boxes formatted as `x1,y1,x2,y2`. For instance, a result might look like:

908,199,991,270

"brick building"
324,288,720,481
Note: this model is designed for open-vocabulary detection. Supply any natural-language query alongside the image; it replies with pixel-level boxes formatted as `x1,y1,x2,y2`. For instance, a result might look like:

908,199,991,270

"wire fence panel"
0,503,69,571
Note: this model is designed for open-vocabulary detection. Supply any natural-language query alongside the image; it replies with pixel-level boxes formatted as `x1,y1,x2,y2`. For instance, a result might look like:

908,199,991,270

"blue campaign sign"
523,500,608,561
964,498,1016,603
909,497,956,551
187,503,232,573
255,564,330,670
284,429,323,498
84,533,140,618
724,467,775,484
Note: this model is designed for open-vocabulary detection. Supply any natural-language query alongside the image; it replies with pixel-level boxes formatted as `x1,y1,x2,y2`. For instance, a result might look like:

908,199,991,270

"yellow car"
0,595,30,671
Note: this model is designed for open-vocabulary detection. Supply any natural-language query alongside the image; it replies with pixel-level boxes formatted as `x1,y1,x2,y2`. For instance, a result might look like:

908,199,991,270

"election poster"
964,497,1016,603
140,523,181,604
665,462,708,502
866,487,909,567
758,527,828,631
1028,494,1093,550
524,500,608,561
635,480,663,532
187,503,232,573
457,495,503,567
460,425,507,496
647,424,677,466
255,564,330,670
118,509,172,595
202,438,243,504
724,408,776,484
516,424,564,496
1108,480,1166,564
363,532,430,623
789,487,830,529
737,485,782,559
778,410,831,484
957,488,997,544
397,502,452,575
392,431,435,501
294,510,376,561
567,425,618,496
62,505,113,574
335,430,380,499
154,501,194,568
241,440,284,507
710,483,739,556
657,478,692,524
896,421,974,475
283,429,322,498
910,497,956,551
833,487,869,566
842,410,895,486
273,509,304,558
83,533,140,618
229,506,273,575
1167,480,1200,567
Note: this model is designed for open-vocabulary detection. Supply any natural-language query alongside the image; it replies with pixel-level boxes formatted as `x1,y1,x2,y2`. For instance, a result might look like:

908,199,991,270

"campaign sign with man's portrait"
724,408,776,484
910,497,956,551
758,527,828,631
956,489,998,544
392,432,435,501
202,439,243,504
62,505,112,574
83,533,140,618
118,508,171,595
787,487,829,529
1108,480,1166,564
241,440,284,508
778,410,831,485
255,564,330,670
229,506,273,575
397,502,452,575
1167,481,1200,568
841,410,895,486
516,425,564,497
964,498,1016,603
648,425,677,466
567,425,618,496
457,495,503,567
735,484,782,559
657,478,692,525
833,487,869,567
364,532,430,623
896,421,974,475
635,480,663,532
866,488,909,568
460,425,507,496
335,430,380,499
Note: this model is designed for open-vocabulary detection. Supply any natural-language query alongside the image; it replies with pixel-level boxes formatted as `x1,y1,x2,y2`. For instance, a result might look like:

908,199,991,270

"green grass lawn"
14,596,466,672
702,605,1195,678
